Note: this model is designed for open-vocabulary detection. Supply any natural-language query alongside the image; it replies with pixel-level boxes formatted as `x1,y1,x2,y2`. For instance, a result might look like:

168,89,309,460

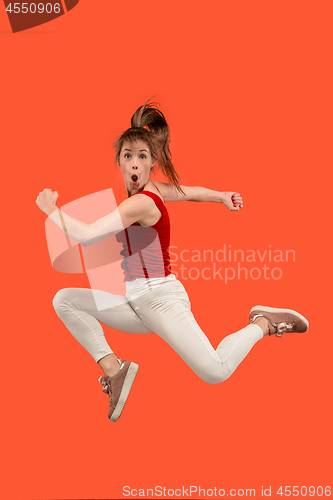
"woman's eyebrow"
123,148,148,152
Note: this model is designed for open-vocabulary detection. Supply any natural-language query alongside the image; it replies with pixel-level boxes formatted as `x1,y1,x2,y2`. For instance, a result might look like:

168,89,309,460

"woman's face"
118,140,154,195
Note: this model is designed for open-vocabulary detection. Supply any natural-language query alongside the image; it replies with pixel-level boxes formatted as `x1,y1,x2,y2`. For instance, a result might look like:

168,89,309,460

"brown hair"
114,99,185,195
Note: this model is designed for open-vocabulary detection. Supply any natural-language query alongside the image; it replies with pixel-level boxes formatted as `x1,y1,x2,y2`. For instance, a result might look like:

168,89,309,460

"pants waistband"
125,273,177,301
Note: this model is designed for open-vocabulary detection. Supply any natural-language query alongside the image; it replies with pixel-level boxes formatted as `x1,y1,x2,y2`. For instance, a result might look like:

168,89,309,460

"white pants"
52,274,263,384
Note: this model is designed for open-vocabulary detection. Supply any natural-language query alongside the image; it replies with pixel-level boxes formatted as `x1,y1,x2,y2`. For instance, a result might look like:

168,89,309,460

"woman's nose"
131,157,138,169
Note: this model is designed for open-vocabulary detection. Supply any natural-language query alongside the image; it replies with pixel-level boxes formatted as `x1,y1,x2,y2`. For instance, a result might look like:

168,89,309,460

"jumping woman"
36,101,309,422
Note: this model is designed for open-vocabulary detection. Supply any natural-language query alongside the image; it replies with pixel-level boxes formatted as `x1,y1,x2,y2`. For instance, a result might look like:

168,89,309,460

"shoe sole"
110,362,139,422
250,305,309,332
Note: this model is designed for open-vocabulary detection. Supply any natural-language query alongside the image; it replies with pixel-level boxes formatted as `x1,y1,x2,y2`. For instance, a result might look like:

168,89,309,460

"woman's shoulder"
135,188,166,206
117,194,156,226
149,181,188,202
130,189,169,228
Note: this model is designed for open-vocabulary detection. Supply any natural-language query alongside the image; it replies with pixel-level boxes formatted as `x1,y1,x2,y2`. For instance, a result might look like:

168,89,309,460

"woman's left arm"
154,182,243,211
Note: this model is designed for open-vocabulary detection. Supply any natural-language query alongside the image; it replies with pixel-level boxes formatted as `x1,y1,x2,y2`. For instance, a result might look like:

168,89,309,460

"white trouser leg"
52,288,153,363
129,279,263,384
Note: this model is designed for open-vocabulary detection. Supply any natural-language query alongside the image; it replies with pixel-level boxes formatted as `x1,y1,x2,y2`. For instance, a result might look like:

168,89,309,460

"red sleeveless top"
115,190,172,282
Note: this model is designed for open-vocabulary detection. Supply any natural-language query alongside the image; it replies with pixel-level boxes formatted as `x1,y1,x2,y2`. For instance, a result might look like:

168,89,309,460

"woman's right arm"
36,188,153,246
47,208,124,247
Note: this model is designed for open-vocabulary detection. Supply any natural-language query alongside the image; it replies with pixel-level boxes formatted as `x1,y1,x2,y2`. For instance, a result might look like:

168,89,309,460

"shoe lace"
98,359,124,394
98,376,111,394
276,322,294,337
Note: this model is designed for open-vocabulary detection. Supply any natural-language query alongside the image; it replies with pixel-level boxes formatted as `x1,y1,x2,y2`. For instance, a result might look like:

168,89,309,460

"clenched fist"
222,192,243,211
36,188,59,215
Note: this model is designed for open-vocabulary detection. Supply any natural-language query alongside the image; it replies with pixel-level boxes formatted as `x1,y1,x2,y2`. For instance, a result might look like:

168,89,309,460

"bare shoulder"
117,194,153,227
154,181,191,202
118,194,153,212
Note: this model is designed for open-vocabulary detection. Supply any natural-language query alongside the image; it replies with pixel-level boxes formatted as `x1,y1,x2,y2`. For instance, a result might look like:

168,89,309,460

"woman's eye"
125,154,130,159
140,155,146,159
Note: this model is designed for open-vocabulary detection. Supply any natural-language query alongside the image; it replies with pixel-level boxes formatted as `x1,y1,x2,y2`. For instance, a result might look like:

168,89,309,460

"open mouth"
131,174,138,182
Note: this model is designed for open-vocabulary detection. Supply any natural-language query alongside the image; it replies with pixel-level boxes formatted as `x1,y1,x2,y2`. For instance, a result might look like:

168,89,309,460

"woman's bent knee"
52,288,72,311
197,368,230,385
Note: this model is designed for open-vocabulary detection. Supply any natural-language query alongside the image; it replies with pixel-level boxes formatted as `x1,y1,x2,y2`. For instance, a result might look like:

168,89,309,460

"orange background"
1,1,332,499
